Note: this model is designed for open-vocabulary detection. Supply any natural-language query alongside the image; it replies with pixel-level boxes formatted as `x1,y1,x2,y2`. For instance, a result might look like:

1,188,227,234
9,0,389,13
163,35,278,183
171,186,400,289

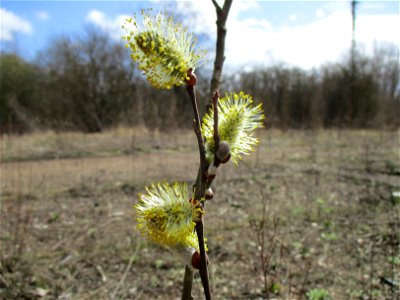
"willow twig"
182,1,233,298
185,83,212,300
181,265,194,300
187,85,207,164
212,91,220,167
195,220,211,300
209,0,233,102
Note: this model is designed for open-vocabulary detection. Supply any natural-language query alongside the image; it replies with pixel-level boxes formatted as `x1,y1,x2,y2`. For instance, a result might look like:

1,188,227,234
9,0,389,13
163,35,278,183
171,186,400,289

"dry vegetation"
1,127,399,300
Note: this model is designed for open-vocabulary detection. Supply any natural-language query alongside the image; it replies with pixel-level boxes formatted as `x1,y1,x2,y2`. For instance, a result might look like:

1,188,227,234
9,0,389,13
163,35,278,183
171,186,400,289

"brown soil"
1,128,399,299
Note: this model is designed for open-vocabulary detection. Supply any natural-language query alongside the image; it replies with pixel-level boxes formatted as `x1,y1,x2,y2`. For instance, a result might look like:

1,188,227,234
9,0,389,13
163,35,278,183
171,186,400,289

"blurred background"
1,0,399,133
1,1,399,299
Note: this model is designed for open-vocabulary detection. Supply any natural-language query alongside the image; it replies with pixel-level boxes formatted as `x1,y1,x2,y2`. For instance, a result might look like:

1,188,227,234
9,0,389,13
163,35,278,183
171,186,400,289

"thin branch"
187,84,209,199
185,82,212,300
299,259,312,299
211,0,221,11
213,91,220,162
112,242,140,299
222,0,233,12
187,85,207,164
182,1,234,298
209,0,233,101
181,265,194,300
196,221,211,300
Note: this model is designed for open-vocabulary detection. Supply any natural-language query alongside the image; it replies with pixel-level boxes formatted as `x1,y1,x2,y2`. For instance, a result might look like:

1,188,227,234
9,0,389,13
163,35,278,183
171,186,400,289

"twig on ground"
298,258,312,300
111,242,140,299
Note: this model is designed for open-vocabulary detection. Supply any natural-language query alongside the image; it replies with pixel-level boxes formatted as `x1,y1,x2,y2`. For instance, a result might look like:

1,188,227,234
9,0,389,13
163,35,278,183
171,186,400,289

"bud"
191,251,209,270
216,140,231,163
186,68,197,86
205,188,214,200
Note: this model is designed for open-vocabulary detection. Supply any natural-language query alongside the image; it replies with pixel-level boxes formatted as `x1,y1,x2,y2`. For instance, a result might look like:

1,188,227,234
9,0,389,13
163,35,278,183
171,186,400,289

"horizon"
1,0,399,71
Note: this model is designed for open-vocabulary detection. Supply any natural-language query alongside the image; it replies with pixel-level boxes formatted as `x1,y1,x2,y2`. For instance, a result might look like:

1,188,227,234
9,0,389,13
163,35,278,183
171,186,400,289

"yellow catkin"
202,92,265,165
135,182,202,251
123,10,206,89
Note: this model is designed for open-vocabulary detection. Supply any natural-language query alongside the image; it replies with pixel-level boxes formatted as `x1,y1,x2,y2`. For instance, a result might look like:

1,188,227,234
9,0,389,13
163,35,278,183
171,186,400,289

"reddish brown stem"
213,91,220,164
185,83,212,300
196,221,212,300
181,265,194,300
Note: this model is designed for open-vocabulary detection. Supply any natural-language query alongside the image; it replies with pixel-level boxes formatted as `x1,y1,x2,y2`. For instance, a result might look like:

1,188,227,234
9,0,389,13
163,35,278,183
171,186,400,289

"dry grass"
1,128,399,300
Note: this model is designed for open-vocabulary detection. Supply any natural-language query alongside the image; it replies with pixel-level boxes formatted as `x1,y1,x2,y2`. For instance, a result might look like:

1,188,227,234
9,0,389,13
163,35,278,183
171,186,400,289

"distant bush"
1,35,398,133
37,29,140,132
0,54,44,133
234,45,399,129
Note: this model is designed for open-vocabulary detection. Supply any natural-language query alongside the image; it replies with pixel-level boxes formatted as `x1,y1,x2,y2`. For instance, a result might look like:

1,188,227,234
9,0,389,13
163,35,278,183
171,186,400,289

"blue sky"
1,1,140,53
1,1,399,70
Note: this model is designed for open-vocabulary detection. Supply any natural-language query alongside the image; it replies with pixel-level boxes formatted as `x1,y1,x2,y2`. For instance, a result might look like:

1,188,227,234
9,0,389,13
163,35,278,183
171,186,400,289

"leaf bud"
186,68,197,86
205,188,214,200
191,251,209,270
216,140,231,163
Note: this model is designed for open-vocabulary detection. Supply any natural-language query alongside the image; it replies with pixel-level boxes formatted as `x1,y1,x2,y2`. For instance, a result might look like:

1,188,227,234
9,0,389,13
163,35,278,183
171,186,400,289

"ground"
1,128,399,300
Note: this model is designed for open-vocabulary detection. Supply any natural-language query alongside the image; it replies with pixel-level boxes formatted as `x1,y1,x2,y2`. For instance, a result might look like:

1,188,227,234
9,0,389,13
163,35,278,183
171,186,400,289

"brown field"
1,128,399,300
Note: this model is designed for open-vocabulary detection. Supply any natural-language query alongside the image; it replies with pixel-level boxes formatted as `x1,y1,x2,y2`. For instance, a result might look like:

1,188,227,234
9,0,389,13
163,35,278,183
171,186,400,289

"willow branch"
196,221,211,300
182,0,233,297
211,0,222,13
212,91,220,167
209,0,233,101
185,83,212,300
187,85,207,164
181,265,194,300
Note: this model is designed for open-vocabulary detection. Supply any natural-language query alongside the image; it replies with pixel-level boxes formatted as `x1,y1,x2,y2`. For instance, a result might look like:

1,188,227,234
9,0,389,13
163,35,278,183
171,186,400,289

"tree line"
1,29,399,133
230,46,399,129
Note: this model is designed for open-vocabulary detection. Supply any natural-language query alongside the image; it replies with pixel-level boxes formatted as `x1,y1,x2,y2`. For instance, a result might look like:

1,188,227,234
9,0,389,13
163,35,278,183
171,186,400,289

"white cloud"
356,14,400,51
175,1,216,36
86,9,129,40
87,10,104,25
269,10,354,69
289,14,298,22
85,3,399,71
36,11,50,21
316,9,325,19
174,3,399,70
0,8,33,41
175,0,261,36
